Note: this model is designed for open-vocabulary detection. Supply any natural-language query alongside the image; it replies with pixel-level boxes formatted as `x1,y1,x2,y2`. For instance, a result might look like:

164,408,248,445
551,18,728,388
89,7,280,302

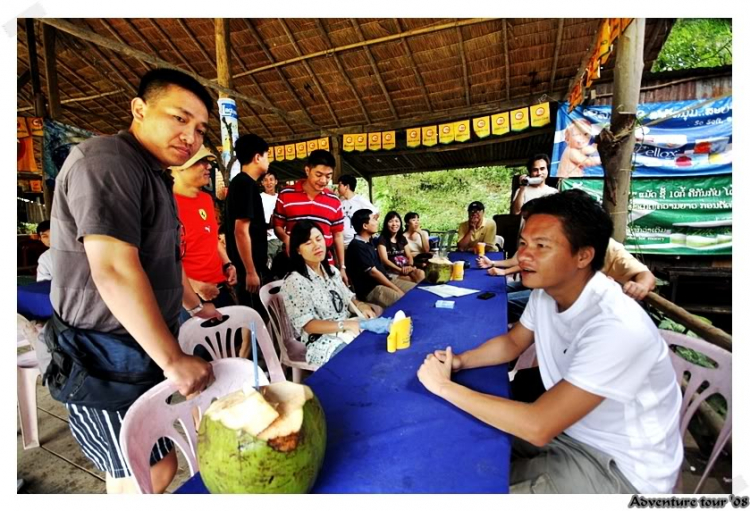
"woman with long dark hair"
281,220,380,367
377,211,425,284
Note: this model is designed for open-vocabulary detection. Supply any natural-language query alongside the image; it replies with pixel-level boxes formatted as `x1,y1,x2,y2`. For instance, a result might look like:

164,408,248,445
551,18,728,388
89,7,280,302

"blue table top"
17,280,53,320
177,252,511,494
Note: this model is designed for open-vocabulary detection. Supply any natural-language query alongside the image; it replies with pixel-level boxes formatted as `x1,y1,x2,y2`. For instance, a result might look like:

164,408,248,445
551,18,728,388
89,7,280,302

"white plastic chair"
259,281,317,383
508,342,537,382
661,330,732,494
17,314,42,450
178,305,286,384
120,358,268,494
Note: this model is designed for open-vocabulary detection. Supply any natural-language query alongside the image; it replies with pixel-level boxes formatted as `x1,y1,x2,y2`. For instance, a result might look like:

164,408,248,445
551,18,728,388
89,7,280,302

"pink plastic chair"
259,281,316,383
119,358,269,493
660,330,732,494
509,342,537,382
17,314,42,450
178,305,286,384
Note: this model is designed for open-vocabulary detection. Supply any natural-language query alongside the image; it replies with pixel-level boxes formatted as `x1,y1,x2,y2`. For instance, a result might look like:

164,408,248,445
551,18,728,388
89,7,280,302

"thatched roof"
17,18,674,180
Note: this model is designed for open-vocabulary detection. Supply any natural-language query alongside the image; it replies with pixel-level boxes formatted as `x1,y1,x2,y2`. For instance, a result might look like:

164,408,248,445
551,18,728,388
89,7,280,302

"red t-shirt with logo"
175,191,225,284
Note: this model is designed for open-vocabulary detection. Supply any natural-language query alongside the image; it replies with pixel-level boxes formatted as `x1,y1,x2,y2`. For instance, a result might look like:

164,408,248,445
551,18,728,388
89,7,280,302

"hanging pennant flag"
296,142,307,160
17,117,29,138
307,139,319,153
343,134,356,152
473,116,491,138
382,131,396,150
17,137,39,173
439,123,455,144
407,128,421,148
285,144,296,160
28,117,44,136
422,126,437,147
598,19,612,63
491,112,510,136
318,138,330,151
511,107,530,132
610,18,621,41
530,103,551,127
275,146,285,161
268,147,275,162
368,132,382,151
355,134,367,152
454,120,470,142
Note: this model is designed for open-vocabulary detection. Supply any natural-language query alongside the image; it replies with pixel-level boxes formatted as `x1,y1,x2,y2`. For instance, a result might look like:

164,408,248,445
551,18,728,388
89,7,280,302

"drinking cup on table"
451,261,464,281
476,242,486,256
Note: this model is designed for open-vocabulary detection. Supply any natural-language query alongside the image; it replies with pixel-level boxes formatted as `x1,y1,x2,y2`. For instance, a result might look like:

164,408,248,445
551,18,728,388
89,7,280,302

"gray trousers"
510,433,640,494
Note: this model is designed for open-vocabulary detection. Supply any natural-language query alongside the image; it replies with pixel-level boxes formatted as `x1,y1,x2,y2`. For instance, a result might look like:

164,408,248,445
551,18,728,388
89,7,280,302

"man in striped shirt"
273,149,348,285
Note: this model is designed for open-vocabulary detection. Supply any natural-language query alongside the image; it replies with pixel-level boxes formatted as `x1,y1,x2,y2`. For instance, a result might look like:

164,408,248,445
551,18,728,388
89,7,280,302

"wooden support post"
367,176,374,204
600,19,646,242
331,136,343,184
41,24,61,119
215,18,235,188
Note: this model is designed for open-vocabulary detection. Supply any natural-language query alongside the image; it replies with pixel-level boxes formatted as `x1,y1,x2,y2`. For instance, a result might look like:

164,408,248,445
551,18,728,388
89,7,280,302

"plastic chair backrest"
178,305,285,383
120,358,269,493
438,230,458,253
660,329,732,493
259,281,310,366
17,313,36,349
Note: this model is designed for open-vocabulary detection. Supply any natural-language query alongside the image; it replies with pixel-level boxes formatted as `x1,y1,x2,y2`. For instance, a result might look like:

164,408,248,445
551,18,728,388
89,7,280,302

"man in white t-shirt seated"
417,189,683,494
512,153,558,215
337,174,379,247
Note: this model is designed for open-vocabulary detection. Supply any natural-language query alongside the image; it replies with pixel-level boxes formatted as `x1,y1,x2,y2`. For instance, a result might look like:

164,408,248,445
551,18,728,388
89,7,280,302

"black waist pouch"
42,314,165,411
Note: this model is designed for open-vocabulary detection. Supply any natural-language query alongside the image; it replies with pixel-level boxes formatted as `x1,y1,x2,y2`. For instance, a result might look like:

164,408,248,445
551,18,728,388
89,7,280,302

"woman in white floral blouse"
281,220,380,367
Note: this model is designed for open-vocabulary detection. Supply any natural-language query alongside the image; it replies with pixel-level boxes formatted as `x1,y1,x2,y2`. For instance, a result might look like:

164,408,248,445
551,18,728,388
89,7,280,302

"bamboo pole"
549,19,565,93
41,24,61,119
350,18,398,120
602,18,645,242
393,18,432,113
502,19,511,102
645,292,732,352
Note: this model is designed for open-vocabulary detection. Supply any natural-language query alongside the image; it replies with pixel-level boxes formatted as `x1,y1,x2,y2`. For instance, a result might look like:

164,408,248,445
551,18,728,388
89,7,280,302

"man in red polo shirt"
273,149,348,284
171,145,237,317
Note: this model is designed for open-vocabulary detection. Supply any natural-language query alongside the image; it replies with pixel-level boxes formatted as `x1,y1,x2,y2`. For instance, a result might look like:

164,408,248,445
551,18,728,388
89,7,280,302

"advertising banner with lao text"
561,176,732,255
552,97,732,178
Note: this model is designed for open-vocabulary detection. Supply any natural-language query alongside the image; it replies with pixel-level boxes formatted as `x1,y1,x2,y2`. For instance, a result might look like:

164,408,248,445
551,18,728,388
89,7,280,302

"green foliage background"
355,165,520,232
652,19,732,72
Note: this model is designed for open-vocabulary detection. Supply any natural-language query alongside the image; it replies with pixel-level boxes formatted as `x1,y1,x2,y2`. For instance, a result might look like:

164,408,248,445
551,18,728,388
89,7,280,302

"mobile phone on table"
477,292,496,300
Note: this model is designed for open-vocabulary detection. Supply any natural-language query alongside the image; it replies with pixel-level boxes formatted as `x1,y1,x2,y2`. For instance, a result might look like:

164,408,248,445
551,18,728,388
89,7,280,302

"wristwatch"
222,261,234,271
187,302,204,317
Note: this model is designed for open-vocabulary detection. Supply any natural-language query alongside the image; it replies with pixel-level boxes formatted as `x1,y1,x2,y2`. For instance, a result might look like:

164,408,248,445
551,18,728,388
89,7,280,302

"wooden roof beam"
350,19,398,120
456,26,470,107
393,19,432,113
18,69,31,90
503,19,511,101
314,18,371,125
240,18,317,128
146,19,199,74
39,18,324,133
549,19,565,93
278,19,340,128
233,18,497,79
98,19,151,74
175,19,275,137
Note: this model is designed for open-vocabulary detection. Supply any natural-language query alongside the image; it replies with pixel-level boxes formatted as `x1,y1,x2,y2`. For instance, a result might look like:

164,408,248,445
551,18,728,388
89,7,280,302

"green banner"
561,176,732,255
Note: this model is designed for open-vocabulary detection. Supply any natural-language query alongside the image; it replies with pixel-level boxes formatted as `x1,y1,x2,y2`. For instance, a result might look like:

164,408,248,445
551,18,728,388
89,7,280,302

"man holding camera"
512,154,558,215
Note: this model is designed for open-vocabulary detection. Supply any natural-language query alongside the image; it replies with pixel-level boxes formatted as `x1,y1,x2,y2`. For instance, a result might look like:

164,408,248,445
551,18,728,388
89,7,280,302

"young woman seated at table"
404,212,431,255
377,211,425,284
281,220,381,367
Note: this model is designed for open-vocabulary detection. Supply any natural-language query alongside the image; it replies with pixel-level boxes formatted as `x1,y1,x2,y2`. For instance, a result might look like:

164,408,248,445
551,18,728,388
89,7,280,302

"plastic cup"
476,242,486,256
451,261,464,281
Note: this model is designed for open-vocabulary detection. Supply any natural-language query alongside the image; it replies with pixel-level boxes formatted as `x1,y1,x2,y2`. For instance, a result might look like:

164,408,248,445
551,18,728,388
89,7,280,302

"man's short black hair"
36,220,50,235
262,169,278,180
138,68,213,115
526,153,551,172
338,175,357,191
351,209,373,235
307,149,336,169
523,189,612,272
235,134,270,166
